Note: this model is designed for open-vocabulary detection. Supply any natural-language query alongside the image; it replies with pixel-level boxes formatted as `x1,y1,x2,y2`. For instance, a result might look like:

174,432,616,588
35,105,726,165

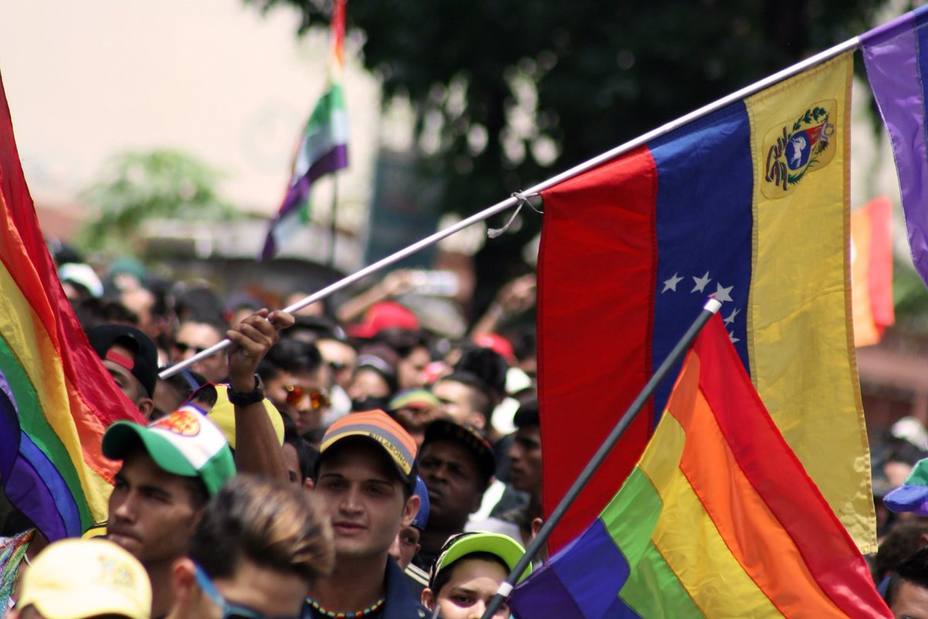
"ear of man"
169,557,200,608
402,494,422,528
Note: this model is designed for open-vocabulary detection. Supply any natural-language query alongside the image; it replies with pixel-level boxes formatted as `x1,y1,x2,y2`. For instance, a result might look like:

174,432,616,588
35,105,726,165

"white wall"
0,0,381,232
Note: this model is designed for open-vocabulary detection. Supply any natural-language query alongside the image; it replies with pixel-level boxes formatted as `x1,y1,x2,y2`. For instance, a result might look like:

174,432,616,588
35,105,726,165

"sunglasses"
174,341,208,355
284,385,331,410
194,562,299,619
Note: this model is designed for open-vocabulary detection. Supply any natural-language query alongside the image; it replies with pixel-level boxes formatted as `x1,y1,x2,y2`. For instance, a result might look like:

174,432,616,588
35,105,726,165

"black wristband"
227,374,265,407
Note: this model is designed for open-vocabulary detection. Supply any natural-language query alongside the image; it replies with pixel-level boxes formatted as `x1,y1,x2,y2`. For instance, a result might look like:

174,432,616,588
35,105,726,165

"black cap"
422,419,496,486
87,324,158,397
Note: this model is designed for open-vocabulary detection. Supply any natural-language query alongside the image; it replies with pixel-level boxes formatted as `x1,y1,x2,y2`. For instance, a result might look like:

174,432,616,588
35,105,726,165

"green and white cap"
103,405,236,495
429,531,532,588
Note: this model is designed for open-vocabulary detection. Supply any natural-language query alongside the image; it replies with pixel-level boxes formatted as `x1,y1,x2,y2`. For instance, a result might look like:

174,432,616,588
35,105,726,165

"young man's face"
388,525,421,570
431,380,484,430
397,346,430,390
313,441,418,561
422,557,510,619
508,425,542,496
102,344,153,417
107,449,202,566
316,339,357,390
265,368,326,435
418,440,484,530
173,322,226,383
890,579,928,619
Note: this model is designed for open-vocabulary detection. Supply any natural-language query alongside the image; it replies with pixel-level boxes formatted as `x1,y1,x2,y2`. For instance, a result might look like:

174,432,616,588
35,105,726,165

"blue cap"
412,476,430,530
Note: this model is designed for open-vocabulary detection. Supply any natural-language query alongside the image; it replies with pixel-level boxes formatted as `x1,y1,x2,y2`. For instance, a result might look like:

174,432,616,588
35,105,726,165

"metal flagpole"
480,299,722,619
158,35,858,380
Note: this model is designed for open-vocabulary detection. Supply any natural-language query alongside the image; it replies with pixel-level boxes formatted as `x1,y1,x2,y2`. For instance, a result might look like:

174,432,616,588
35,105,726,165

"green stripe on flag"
600,468,701,617
0,335,92,527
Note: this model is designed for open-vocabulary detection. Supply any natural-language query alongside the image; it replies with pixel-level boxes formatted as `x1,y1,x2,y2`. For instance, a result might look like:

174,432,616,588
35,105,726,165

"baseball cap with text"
319,409,418,490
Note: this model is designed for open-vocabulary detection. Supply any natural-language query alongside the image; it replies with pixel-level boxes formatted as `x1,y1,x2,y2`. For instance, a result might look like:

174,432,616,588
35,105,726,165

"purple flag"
862,7,928,284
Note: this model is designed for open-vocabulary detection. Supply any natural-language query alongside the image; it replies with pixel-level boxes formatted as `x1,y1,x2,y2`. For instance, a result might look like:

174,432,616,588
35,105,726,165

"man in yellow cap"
9,538,151,619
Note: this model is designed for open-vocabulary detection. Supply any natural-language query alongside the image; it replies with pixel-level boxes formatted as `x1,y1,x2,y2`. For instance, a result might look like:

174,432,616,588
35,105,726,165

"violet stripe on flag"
862,6,928,285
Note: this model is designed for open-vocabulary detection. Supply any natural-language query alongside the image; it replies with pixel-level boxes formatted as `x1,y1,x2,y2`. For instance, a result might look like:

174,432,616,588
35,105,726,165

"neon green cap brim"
434,532,532,584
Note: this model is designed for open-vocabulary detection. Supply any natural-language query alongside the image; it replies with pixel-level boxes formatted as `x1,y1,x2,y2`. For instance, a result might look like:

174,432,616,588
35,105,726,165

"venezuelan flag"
512,316,890,618
539,53,875,552
0,74,146,539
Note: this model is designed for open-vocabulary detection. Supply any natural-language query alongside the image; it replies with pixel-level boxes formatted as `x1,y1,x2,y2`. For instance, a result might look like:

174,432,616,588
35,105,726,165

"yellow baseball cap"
18,538,151,619
209,384,285,449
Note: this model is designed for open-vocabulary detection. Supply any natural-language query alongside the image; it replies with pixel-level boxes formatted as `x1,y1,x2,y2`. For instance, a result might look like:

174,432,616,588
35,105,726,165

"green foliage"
78,149,238,253
248,0,889,307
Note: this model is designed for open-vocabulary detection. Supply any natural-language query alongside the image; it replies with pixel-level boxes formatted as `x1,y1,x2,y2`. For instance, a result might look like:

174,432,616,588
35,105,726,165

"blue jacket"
304,557,428,619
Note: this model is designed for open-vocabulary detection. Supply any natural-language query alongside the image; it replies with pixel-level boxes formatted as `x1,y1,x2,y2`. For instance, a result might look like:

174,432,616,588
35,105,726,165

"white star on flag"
661,273,683,293
713,283,733,303
729,331,740,344
692,272,711,293
724,307,740,325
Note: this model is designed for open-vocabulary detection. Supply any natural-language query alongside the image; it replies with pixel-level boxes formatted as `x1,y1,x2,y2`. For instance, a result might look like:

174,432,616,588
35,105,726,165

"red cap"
348,301,419,339
473,333,515,365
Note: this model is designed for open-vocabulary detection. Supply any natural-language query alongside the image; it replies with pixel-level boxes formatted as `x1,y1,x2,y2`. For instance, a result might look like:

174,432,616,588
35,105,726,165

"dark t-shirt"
304,558,427,619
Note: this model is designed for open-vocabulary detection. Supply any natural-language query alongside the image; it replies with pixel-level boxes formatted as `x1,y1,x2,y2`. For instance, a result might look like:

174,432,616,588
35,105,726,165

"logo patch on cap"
151,407,202,437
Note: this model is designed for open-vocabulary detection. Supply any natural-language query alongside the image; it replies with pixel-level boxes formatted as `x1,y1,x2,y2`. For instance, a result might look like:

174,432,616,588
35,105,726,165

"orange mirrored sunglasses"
284,385,331,410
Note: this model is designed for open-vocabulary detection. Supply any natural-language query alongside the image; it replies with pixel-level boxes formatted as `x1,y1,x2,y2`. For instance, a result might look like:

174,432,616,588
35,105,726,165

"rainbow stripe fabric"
261,0,349,260
511,316,891,618
538,52,875,553
0,74,146,540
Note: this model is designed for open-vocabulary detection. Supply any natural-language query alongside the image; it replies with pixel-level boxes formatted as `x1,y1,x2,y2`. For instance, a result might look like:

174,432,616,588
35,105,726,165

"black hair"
184,478,211,511
375,328,429,359
74,298,140,330
875,521,928,582
438,371,493,422
454,346,508,404
258,338,323,381
885,546,928,606
173,285,226,327
283,416,319,481
285,315,346,343
513,395,539,429
431,551,510,595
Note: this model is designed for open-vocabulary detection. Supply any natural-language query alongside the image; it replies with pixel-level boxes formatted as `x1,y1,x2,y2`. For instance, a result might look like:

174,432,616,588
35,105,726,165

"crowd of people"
1,252,541,618
1,250,928,618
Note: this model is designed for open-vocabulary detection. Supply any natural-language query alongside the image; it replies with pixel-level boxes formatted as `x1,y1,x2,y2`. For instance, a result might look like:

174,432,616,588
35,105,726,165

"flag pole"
329,174,338,269
481,299,722,619
159,34,858,380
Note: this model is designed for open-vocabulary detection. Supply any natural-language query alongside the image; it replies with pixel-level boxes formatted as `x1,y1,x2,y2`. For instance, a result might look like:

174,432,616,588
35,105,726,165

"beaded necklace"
307,596,386,618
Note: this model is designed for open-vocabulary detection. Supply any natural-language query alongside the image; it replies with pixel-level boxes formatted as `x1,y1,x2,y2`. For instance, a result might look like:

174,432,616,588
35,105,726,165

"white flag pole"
159,35,859,380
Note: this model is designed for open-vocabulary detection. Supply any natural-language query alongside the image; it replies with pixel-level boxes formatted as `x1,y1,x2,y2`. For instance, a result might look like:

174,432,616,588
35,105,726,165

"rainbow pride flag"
0,74,146,540
538,53,875,553
261,0,349,260
511,316,890,618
